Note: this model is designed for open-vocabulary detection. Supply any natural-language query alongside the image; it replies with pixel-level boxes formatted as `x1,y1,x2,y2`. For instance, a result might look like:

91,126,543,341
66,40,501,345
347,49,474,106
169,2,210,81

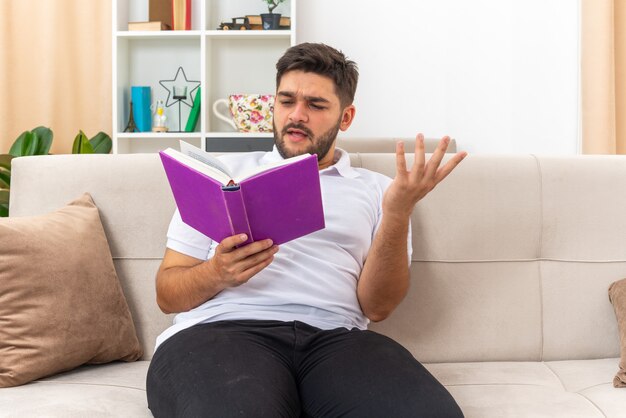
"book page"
179,141,233,179
234,153,312,184
162,148,232,186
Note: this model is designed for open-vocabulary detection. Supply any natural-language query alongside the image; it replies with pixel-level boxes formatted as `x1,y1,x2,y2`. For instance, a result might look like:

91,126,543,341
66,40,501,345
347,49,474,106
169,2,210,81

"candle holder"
159,67,200,132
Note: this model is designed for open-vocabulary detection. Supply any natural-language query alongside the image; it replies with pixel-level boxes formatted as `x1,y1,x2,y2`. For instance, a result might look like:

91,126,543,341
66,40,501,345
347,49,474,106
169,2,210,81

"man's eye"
279,101,294,106
310,104,325,110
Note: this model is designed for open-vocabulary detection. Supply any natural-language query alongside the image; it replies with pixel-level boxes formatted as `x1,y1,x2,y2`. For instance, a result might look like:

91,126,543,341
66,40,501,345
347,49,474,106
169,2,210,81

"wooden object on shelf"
128,21,170,31
246,15,290,29
172,0,191,30
149,0,172,26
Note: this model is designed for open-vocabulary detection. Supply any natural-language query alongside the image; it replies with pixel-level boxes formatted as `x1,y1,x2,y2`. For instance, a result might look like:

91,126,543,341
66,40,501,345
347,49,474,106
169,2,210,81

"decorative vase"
260,13,281,30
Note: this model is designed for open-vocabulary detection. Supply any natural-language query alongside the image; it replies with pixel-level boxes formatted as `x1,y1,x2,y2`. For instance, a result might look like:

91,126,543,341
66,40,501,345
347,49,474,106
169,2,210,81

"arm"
357,134,467,322
156,234,278,314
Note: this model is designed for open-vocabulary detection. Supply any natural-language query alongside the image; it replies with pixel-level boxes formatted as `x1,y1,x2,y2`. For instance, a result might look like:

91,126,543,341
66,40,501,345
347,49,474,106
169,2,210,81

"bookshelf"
112,0,296,153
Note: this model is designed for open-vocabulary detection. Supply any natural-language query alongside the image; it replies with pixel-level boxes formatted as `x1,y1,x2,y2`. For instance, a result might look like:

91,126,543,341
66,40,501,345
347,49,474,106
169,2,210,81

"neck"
317,145,336,170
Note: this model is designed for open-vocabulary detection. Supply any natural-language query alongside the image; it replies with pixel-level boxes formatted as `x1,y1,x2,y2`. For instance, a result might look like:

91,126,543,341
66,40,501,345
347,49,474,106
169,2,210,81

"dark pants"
146,320,463,418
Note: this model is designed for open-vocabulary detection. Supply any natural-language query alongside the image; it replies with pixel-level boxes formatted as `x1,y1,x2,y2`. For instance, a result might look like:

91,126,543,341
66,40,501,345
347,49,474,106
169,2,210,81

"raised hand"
383,134,467,218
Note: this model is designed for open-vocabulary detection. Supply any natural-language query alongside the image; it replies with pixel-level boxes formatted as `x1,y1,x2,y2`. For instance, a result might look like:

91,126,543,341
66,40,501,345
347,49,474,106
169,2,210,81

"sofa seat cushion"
426,358,622,417
0,359,622,417
0,361,151,417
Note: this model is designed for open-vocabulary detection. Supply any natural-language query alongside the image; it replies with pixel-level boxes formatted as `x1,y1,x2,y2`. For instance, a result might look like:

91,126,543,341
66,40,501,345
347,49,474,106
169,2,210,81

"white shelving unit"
112,0,296,153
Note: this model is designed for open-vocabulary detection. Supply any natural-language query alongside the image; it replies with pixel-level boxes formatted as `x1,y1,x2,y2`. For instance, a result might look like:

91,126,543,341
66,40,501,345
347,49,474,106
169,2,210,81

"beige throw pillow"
0,193,142,387
609,278,626,388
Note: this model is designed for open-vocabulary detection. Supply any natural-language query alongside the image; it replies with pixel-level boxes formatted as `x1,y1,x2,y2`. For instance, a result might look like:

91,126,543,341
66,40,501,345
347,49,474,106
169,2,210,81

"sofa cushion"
0,193,142,387
608,278,626,387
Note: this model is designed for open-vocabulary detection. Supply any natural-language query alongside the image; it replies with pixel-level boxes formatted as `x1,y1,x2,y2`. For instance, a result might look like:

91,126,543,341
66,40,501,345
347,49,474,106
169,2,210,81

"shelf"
205,30,291,39
116,132,202,139
116,30,202,40
113,0,295,153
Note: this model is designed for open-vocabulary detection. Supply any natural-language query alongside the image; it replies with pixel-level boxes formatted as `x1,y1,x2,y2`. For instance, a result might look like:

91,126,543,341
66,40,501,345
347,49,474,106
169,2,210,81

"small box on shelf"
128,21,171,31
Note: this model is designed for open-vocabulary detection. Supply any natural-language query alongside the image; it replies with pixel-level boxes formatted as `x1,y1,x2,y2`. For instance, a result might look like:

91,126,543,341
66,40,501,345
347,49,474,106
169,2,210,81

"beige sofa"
2,148,625,417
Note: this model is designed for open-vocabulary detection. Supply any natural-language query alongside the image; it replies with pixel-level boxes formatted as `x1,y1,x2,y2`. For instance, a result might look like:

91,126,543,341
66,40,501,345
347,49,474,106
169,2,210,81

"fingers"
412,133,426,174
213,235,279,286
217,233,250,253
395,141,407,175
435,151,468,184
422,136,449,178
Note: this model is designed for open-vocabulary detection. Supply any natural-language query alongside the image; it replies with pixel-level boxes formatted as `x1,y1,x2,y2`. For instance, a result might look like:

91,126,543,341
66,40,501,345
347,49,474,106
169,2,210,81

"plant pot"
260,13,281,30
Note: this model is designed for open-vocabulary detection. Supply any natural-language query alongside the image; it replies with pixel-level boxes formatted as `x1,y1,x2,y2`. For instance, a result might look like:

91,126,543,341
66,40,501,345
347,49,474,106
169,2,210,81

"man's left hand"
383,133,467,219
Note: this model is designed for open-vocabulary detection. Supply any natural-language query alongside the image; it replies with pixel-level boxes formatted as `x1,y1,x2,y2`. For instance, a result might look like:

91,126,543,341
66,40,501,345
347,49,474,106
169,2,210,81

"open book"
159,142,325,246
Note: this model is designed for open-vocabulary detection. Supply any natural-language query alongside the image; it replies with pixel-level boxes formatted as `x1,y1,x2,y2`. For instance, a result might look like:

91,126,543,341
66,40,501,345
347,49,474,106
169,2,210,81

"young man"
147,43,467,417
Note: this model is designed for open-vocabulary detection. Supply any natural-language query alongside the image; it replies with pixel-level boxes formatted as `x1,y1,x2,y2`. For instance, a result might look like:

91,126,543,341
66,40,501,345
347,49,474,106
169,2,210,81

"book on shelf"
184,87,201,132
149,0,172,27
159,141,325,246
131,86,152,132
128,21,171,31
172,0,191,30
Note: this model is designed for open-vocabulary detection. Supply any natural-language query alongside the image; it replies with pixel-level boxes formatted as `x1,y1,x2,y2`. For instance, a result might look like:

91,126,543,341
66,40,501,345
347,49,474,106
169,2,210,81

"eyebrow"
277,91,331,104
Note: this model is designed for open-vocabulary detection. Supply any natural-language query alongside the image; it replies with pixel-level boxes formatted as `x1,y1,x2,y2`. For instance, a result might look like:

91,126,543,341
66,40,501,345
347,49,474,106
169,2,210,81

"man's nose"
288,101,309,123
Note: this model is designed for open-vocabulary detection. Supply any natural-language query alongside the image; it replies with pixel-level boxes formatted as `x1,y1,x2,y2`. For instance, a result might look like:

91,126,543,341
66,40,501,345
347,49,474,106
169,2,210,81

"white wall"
296,0,580,154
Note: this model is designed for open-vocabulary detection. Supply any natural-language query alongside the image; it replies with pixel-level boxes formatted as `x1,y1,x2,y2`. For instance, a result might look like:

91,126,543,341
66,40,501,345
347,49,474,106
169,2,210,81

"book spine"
131,86,152,132
185,0,191,30
185,87,201,132
222,188,253,245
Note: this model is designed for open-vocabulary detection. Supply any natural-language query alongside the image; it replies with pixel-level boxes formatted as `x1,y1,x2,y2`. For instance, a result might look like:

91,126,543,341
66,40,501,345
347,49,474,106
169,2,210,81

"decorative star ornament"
159,66,200,108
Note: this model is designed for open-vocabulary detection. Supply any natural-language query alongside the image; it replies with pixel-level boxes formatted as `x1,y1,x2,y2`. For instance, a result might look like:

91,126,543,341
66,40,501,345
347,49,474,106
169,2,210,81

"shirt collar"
261,145,360,179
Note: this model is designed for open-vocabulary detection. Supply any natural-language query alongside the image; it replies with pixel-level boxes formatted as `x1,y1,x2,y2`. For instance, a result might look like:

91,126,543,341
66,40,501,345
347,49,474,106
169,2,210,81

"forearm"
357,212,410,322
156,259,224,314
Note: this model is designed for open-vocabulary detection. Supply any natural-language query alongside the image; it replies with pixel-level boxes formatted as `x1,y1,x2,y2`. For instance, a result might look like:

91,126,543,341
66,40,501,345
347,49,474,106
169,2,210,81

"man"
147,43,467,417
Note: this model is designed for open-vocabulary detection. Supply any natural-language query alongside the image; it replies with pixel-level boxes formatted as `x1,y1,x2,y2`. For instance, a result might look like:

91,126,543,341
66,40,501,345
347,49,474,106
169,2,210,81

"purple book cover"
159,151,325,245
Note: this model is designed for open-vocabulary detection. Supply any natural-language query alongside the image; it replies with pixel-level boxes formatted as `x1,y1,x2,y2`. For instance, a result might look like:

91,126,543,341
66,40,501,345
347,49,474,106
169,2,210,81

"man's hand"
207,234,279,288
155,235,278,313
383,134,467,218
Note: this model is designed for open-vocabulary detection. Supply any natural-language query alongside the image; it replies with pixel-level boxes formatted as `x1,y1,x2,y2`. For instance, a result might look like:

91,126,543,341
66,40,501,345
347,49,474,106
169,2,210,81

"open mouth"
285,128,310,142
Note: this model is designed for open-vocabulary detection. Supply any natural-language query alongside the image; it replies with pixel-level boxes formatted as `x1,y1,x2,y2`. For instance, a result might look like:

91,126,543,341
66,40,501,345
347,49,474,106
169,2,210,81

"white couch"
2,148,625,417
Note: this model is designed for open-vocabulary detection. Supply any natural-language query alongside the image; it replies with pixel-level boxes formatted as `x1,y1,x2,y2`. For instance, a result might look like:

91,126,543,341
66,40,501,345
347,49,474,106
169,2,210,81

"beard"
274,118,342,161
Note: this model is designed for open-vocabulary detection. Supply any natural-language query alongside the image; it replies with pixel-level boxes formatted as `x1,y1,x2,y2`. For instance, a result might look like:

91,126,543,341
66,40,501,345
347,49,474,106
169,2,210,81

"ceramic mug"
212,94,274,132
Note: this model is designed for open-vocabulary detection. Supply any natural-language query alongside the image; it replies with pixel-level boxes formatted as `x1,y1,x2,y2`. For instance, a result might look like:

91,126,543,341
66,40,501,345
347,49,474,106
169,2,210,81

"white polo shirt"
156,146,412,350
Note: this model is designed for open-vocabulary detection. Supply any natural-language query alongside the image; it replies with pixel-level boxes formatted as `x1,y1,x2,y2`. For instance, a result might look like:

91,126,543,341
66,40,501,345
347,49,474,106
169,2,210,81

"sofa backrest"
9,152,626,362
336,137,457,153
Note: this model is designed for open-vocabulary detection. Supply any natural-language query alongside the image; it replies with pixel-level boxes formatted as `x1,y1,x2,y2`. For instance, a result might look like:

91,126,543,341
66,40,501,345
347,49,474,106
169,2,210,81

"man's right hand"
207,234,279,288
155,235,278,314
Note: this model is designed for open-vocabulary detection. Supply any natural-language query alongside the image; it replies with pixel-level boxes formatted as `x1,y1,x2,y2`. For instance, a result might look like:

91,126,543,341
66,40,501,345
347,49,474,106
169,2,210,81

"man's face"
273,70,354,166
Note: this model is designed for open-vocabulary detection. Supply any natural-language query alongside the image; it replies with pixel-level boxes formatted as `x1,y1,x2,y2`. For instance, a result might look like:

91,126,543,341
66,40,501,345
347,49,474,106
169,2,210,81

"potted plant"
0,127,112,217
260,0,286,30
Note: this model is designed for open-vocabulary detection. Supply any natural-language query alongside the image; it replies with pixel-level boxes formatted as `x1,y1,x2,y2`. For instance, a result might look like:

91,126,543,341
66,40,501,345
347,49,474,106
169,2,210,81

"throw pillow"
609,277,626,388
0,193,142,387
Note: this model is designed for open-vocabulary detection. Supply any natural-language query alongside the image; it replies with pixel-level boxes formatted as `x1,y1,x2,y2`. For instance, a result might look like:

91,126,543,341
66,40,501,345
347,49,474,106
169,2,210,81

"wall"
0,0,111,155
296,0,580,154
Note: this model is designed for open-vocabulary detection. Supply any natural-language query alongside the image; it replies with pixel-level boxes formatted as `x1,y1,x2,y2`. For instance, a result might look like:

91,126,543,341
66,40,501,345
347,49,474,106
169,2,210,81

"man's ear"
339,105,356,131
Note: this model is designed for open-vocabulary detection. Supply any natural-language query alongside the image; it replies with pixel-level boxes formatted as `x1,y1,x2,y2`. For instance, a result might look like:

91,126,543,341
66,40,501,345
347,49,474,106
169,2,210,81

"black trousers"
146,320,463,418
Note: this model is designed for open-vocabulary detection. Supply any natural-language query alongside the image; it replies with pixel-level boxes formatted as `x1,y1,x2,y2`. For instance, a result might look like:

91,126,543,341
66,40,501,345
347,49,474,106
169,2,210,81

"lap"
295,327,463,418
146,320,300,418
146,321,463,418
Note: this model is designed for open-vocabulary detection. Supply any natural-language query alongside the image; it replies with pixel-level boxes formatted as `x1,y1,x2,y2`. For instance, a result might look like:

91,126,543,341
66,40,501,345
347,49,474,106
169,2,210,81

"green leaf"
0,154,13,170
72,131,94,154
21,131,40,156
9,131,28,156
32,126,53,155
89,131,112,154
0,190,9,217
0,168,10,188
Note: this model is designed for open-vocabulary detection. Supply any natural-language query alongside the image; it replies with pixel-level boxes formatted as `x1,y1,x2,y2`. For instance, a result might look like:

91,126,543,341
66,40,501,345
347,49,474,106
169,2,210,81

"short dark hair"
276,43,359,108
